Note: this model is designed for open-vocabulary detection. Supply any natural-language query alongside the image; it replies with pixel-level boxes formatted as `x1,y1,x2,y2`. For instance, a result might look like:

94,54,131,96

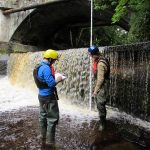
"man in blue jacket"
33,49,63,148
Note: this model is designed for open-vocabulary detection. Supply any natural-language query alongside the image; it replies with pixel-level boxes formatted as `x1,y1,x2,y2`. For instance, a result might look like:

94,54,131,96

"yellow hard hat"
43,49,59,59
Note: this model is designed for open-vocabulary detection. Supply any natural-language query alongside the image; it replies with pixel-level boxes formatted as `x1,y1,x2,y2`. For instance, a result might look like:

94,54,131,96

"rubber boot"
46,124,56,146
46,126,62,149
98,116,106,131
40,128,47,149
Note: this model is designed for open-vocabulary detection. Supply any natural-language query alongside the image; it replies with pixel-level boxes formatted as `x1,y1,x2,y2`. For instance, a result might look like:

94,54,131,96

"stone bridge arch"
10,0,91,50
0,0,129,50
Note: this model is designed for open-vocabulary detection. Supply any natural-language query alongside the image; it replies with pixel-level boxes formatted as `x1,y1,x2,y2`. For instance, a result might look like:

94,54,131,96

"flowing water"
0,76,150,150
1,42,150,149
105,45,150,122
7,44,150,122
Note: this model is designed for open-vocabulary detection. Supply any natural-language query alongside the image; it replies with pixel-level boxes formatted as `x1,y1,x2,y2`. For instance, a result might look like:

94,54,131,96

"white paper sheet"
55,73,67,80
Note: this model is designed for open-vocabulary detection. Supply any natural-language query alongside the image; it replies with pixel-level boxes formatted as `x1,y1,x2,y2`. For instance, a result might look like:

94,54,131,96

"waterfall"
105,42,150,121
7,49,90,107
0,54,9,75
7,42,150,122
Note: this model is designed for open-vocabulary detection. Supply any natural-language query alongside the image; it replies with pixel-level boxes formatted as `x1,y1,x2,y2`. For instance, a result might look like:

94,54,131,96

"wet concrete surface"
0,106,149,150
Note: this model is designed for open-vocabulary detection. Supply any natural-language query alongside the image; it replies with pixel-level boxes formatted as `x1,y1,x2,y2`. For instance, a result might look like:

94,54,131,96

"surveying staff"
88,45,110,131
33,49,63,148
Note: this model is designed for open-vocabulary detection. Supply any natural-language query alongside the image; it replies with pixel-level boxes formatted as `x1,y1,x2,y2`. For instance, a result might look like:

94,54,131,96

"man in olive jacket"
88,45,110,131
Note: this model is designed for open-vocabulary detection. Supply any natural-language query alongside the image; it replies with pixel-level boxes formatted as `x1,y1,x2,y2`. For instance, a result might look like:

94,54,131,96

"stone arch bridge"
0,0,129,51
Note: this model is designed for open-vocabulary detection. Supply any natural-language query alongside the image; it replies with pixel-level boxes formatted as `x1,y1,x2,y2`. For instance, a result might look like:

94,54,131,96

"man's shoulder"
99,56,109,61
37,63,49,72
99,57,109,64
98,57,110,71
40,62,49,67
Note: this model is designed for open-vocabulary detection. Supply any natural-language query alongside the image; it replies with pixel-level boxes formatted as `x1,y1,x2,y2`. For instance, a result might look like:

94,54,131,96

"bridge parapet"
0,0,71,42
0,9,31,42
0,0,51,9
0,0,43,42
0,0,129,51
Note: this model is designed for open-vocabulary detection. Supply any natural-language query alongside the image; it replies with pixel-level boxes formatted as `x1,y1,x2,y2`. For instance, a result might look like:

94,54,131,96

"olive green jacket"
94,57,109,94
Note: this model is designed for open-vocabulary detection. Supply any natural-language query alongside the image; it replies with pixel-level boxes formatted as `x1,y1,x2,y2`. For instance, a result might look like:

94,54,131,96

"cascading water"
0,54,8,75
7,49,91,107
105,42,150,122
1,42,150,149
7,42,150,122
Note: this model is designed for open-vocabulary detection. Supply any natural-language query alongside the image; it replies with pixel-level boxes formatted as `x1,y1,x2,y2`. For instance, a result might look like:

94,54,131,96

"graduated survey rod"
3,0,69,15
89,0,93,111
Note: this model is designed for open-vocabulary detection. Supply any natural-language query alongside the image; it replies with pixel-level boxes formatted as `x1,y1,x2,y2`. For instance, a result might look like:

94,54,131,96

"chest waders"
94,58,110,131
33,64,59,146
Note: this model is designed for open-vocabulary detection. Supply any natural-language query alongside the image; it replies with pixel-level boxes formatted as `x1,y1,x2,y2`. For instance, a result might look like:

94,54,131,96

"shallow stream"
0,76,150,150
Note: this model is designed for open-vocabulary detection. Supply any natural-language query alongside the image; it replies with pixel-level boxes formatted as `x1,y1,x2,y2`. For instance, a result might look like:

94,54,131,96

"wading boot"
41,128,46,143
46,125,56,146
46,143,62,150
40,136,46,149
98,116,106,131
46,145,61,150
40,137,46,149
45,143,55,150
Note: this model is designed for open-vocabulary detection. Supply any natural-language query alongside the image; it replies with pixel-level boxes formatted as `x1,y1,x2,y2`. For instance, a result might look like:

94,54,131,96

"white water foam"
0,76,150,131
0,76,38,111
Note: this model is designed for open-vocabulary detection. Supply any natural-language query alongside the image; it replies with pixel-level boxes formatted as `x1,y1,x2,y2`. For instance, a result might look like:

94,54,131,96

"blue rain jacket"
38,61,56,96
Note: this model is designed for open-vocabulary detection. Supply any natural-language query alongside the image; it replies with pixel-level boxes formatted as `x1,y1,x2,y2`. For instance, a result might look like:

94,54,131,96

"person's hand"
93,92,97,97
56,76,63,83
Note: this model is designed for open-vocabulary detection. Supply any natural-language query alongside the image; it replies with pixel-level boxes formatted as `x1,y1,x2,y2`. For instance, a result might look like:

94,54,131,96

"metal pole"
90,0,93,47
89,0,93,111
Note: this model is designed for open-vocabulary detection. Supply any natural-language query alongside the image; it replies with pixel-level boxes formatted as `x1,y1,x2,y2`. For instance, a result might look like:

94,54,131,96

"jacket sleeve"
94,62,106,94
42,66,56,88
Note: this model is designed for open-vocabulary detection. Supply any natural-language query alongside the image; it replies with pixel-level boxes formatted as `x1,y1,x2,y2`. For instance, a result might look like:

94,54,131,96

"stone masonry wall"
7,41,150,121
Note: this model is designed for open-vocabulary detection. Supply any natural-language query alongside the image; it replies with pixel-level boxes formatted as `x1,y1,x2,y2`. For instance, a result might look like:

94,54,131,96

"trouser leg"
46,100,59,145
97,102,107,131
96,89,107,131
39,101,47,141
97,101,106,119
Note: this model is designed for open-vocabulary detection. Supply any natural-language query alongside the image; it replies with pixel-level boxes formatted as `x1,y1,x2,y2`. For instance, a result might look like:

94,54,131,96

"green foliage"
94,0,117,11
127,0,150,42
92,26,128,46
112,0,129,23
68,0,149,47
93,0,150,44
